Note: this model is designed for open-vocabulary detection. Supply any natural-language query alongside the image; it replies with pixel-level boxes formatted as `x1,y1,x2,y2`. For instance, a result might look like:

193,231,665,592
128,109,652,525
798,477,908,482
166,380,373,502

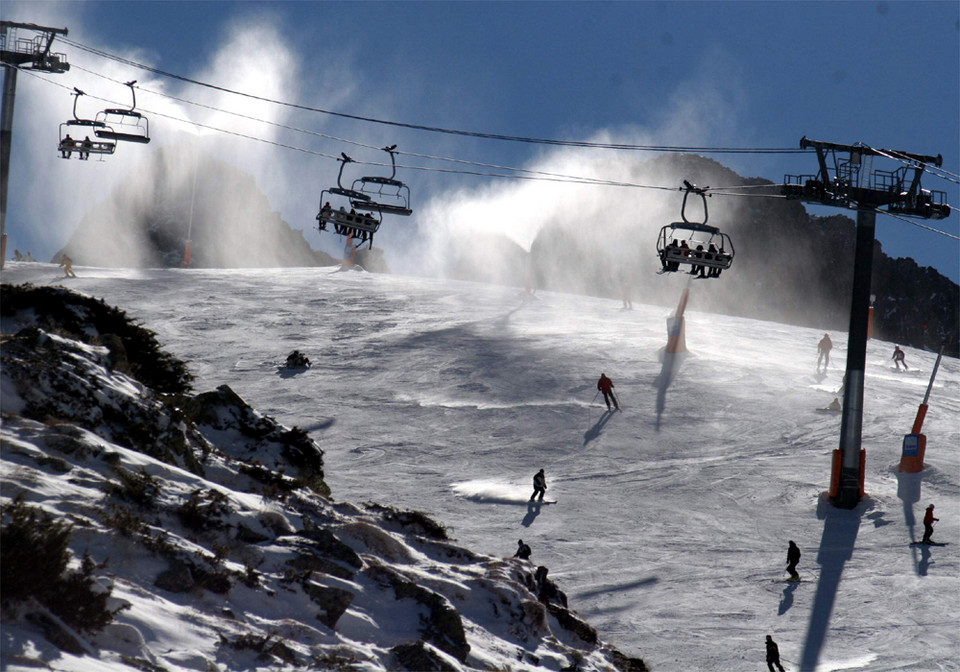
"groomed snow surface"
2,262,958,671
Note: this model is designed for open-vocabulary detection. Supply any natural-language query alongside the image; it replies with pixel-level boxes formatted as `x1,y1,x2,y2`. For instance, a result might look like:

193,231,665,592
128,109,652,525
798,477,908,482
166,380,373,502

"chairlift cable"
21,65,960,239
58,36,808,155
67,62,706,188
864,145,960,185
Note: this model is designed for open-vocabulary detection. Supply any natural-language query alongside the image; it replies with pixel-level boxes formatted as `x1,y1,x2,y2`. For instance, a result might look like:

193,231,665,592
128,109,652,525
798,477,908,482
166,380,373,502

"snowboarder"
892,345,908,371
922,504,939,544
530,469,546,502
817,333,833,372
514,539,532,560
765,635,785,672
59,255,76,278
786,540,801,581
597,373,619,411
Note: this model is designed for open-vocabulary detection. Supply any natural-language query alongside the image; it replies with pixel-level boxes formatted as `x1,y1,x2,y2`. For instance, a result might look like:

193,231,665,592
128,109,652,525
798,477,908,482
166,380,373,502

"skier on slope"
765,635,786,672
59,255,77,278
892,345,909,371
817,333,833,372
922,504,939,544
597,373,619,411
530,469,547,502
514,539,532,560
786,540,801,581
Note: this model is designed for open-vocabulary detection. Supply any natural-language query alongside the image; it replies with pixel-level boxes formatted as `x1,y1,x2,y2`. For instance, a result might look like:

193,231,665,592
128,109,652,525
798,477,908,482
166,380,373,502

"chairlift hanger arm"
680,180,710,226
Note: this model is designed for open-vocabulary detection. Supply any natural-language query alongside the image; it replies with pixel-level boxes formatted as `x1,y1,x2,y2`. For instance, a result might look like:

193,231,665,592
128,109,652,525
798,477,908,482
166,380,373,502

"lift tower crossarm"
800,136,942,166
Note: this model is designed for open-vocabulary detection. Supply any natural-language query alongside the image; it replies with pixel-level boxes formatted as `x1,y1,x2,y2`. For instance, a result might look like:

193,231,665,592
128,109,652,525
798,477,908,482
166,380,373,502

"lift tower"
783,137,949,509
0,21,70,268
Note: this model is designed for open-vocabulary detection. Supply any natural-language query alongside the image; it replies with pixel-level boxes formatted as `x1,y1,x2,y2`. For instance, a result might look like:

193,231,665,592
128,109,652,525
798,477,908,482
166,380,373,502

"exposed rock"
187,385,326,487
390,641,457,672
25,610,86,655
365,563,470,662
154,561,195,594
235,523,271,544
297,521,364,569
302,581,354,629
547,603,597,645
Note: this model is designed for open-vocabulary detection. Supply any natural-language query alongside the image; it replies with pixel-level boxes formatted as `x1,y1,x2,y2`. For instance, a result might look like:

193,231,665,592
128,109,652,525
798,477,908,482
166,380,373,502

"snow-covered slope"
2,262,958,671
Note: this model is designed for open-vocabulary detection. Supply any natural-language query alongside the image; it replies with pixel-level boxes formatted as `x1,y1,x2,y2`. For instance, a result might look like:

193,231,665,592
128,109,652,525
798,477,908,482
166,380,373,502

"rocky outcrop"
1,283,649,671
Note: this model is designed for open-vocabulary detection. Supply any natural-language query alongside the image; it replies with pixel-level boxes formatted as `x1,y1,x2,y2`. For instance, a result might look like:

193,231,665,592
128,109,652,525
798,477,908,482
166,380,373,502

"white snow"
1,261,958,671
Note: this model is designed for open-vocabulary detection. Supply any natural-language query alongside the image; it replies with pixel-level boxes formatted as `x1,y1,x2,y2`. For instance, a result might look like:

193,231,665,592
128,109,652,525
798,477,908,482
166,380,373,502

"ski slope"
3,262,958,671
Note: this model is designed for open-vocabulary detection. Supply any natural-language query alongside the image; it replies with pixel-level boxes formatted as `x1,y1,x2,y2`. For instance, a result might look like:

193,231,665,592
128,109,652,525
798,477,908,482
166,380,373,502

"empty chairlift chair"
95,80,150,144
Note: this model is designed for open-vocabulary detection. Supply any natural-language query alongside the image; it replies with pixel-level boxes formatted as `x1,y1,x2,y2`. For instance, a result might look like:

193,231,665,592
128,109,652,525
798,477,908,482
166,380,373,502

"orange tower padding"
829,449,842,498
180,240,192,268
858,449,866,498
828,449,866,499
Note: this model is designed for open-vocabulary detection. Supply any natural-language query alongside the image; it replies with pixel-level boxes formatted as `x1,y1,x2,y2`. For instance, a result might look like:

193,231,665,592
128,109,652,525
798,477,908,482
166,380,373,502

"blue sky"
3,1,958,281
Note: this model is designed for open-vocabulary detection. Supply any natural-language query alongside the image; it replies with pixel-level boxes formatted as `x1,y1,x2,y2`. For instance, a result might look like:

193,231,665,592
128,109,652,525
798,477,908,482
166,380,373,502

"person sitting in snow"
514,539,532,560
285,350,311,368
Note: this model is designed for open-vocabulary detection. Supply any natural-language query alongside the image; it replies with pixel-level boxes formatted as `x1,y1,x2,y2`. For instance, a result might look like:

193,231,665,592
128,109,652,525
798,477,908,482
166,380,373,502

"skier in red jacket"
597,373,619,411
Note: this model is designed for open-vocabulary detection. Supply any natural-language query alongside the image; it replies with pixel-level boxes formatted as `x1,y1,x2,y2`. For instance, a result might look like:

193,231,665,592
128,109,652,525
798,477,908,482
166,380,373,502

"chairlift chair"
58,88,116,160
349,145,413,217
656,181,735,276
94,81,150,144
316,154,381,247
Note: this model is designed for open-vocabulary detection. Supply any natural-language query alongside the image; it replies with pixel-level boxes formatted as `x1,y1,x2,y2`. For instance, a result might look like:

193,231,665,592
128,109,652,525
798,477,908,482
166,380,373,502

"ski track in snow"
3,263,958,671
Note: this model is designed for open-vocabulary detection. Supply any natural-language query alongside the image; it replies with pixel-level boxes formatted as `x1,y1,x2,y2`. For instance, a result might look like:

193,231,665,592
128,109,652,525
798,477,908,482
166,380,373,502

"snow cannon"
666,288,689,354
899,345,944,473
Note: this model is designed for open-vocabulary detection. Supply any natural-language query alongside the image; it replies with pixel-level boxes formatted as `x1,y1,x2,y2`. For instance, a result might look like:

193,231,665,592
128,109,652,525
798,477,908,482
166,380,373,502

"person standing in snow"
892,346,908,371
514,539,532,559
530,469,547,502
597,373,619,411
817,333,833,372
786,540,801,581
922,504,939,544
765,635,786,672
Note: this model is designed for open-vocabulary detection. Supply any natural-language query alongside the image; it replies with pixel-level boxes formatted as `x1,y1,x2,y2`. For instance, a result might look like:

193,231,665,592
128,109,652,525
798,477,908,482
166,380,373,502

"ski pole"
592,390,600,404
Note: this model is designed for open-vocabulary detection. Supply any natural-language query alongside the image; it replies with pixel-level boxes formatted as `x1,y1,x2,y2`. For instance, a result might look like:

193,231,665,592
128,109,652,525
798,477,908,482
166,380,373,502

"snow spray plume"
395,52,754,308
29,12,337,268
1,4,177,263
